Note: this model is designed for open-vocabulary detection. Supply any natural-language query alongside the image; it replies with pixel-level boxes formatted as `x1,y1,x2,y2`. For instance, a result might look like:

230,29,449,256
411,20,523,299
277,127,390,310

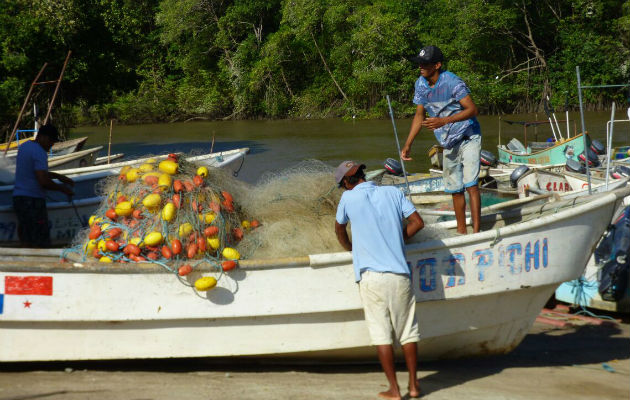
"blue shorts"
443,135,481,193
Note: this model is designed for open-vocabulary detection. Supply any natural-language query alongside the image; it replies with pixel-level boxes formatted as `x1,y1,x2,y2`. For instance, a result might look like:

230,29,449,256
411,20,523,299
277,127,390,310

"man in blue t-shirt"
401,45,482,234
334,160,424,399
12,124,74,247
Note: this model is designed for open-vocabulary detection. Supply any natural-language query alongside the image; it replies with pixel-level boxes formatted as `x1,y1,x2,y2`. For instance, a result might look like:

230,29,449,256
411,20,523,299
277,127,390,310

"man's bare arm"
35,170,74,196
335,221,352,251
401,104,426,161
403,211,424,241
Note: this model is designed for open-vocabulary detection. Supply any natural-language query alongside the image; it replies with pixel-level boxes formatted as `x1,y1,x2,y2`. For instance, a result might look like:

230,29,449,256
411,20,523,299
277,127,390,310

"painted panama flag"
0,276,53,315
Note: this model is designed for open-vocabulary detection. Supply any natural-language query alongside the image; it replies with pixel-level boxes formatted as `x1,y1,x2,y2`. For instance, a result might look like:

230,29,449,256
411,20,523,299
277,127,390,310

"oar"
543,100,559,141
547,96,563,140
386,95,412,199
564,92,571,138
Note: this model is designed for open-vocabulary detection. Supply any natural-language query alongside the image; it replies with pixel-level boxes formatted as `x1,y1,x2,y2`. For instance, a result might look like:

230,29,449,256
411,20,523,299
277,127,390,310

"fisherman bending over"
334,160,424,400
12,124,74,247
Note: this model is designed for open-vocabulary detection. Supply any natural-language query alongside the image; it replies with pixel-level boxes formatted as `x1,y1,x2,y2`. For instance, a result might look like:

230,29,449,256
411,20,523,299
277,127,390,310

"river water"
71,110,629,184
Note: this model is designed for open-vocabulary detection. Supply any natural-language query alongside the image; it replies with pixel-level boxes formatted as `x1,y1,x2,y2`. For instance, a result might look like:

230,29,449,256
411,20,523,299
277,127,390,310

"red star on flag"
23,300,32,308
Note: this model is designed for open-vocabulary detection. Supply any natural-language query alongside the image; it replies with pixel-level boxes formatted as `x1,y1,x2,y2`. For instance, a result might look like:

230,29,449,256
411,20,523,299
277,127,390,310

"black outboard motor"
480,149,498,167
384,158,403,175
509,165,530,188
565,158,585,174
597,207,630,301
590,139,606,155
578,147,600,167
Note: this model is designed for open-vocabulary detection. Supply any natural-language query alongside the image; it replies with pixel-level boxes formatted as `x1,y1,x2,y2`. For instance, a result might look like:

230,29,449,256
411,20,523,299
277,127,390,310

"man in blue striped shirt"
401,45,482,234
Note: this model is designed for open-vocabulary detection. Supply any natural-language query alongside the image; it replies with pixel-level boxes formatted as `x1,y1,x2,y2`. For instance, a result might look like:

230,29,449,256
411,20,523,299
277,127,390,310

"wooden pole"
498,116,501,147
43,50,72,125
4,63,47,157
107,119,113,164
210,131,215,153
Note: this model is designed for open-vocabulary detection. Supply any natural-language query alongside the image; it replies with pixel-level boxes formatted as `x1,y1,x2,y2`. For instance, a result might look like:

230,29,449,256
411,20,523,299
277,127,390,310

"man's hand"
401,145,412,161
422,117,448,130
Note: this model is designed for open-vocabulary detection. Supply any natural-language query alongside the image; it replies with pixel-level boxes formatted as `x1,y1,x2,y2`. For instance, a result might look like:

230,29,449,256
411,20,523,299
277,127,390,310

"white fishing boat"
0,146,103,185
55,147,249,177
0,196,100,246
0,148,250,205
2,137,88,158
0,187,626,362
47,146,102,170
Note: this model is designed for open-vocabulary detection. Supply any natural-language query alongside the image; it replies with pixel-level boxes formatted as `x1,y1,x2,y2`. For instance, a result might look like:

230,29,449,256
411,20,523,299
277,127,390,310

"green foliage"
0,0,628,133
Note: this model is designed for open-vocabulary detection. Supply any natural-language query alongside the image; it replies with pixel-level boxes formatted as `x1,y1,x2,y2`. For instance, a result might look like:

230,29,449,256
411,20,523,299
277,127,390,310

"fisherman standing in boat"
12,124,74,247
334,161,424,400
401,45,482,234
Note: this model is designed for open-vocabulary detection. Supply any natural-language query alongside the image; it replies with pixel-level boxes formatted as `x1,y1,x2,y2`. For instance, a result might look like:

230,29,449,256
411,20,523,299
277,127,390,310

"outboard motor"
384,158,403,175
480,149,498,167
597,207,630,302
590,139,606,155
565,158,585,174
578,147,600,167
613,165,630,179
509,165,530,188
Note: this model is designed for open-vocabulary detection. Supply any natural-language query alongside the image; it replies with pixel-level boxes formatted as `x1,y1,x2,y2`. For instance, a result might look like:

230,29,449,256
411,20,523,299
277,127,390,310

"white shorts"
359,270,419,346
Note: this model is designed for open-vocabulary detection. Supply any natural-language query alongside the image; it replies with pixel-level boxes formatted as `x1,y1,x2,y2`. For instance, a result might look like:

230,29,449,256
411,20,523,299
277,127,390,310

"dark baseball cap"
37,124,60,142
410,45,444,64
335,161,366,184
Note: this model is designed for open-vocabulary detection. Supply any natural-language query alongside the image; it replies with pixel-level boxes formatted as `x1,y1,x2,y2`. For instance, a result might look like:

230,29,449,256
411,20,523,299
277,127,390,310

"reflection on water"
71,111,629,184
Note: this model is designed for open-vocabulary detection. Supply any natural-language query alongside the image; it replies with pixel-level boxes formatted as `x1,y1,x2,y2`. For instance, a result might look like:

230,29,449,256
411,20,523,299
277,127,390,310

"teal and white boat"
498,133,588,165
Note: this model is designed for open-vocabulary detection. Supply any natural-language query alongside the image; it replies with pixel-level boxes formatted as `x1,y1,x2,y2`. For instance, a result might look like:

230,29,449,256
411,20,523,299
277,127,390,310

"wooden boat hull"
498,134,587,165
0,188,626,362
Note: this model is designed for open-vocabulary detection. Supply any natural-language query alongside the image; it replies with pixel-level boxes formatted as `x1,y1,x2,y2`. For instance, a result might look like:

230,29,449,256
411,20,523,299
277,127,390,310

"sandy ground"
0,318,628,400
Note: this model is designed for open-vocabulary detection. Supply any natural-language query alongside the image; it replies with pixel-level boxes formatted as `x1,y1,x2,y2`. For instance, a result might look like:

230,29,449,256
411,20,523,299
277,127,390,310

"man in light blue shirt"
401,45,482,234
335,160,424,400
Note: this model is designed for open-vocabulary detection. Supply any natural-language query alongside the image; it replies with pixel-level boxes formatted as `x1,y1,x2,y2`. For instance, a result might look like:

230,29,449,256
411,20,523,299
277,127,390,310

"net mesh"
63,157,450,285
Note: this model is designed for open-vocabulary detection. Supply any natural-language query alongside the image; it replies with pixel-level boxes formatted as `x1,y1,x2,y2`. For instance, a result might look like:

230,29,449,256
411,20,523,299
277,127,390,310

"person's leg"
389,274,421,397
359,271,400,399
461,134,482,233
402,342,420,397
466,185,481,233
376,344,402,399
452,191,467,233
443,145,466,233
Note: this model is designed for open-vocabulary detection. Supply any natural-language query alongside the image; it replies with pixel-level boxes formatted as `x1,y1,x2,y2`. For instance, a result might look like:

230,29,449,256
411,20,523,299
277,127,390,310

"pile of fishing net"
64,154,261,291
63,158,348,291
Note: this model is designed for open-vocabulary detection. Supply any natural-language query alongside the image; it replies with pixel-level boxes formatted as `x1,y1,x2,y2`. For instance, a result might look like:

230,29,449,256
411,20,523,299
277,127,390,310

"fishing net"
232,160,345,259
62,156,449,292
63,154,254,290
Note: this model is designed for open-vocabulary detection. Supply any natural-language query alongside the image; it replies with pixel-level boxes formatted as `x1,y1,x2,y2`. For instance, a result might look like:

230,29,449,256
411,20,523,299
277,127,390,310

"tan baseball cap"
335,160,366,184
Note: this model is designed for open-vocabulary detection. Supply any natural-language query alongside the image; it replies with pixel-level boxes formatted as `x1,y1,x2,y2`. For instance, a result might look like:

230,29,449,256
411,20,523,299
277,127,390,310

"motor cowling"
384,158,403,175
509,165,530,188
565,158,585,174
480,149,497,167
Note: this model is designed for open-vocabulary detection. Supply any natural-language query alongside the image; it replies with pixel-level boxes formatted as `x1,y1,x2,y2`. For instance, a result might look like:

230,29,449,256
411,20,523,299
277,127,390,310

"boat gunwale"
0,187,625,275
498,133,586,157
